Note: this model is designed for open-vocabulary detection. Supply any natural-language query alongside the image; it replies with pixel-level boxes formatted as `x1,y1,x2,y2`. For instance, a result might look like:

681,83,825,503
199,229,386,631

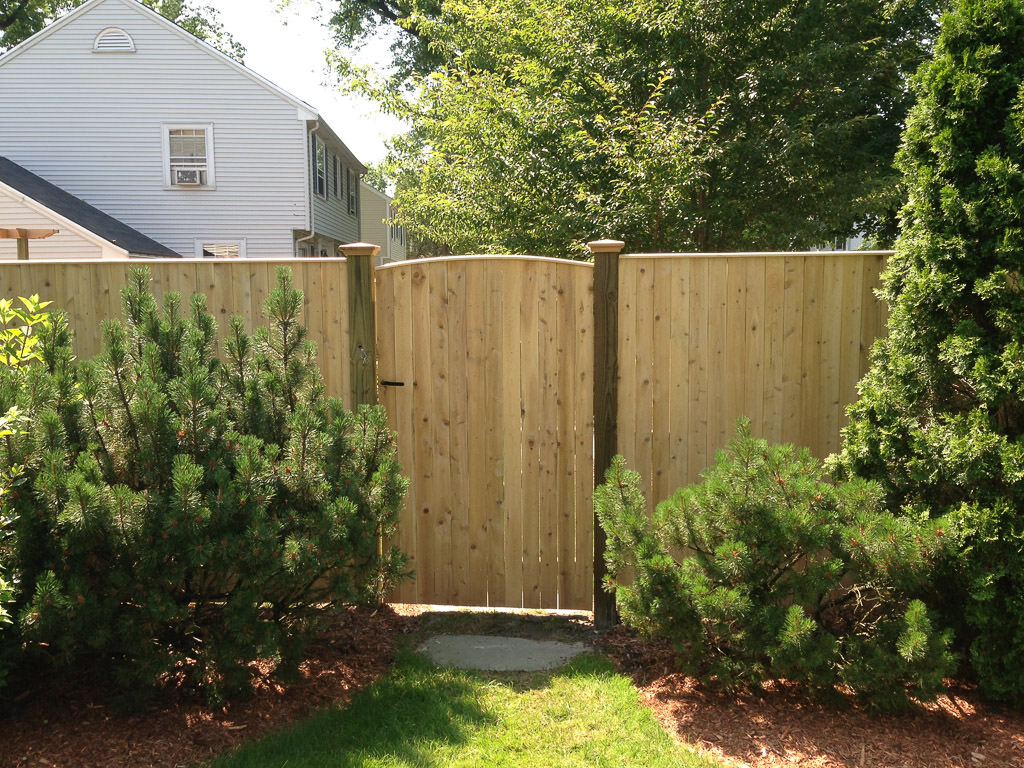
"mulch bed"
0,605,416,768
598,624,1024,768
2,606,1023,768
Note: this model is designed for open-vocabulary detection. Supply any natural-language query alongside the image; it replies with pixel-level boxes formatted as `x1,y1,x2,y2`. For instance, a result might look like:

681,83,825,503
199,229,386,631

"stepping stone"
418,634,590,671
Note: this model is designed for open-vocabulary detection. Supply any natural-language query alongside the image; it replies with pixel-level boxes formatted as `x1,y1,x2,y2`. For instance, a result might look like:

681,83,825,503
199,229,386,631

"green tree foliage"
0,295,53,689
834,0,1024,705
0,268,408,701
324,0,943,257
596,421,953,710
0,0,245,60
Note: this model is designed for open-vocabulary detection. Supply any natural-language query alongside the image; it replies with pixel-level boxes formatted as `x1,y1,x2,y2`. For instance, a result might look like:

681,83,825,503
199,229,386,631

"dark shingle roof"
0,157,181,258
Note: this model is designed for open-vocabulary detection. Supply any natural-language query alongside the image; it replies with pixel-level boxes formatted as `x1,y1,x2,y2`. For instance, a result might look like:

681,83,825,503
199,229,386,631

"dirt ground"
1,605,1021,768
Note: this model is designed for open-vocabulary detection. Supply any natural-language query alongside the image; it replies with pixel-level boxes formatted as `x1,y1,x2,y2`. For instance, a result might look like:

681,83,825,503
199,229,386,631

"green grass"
206,650,718,768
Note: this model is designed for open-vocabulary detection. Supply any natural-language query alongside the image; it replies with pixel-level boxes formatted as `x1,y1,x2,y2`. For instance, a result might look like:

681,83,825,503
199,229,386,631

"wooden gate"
375,256,595,610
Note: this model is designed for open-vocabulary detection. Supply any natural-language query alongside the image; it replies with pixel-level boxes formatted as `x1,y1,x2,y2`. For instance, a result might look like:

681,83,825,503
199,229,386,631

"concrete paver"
418,634,591,672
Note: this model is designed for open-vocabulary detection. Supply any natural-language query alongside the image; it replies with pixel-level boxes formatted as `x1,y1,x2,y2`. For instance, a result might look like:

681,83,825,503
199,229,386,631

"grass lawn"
206,648,718,768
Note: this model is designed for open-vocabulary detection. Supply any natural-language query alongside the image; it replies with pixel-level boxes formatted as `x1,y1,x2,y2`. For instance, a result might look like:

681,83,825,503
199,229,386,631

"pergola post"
0,228,59,260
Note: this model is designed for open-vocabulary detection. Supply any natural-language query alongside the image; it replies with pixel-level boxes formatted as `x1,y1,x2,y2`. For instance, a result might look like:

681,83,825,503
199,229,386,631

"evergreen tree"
597,421,953,711
0,268,408,701
834,0,1024,704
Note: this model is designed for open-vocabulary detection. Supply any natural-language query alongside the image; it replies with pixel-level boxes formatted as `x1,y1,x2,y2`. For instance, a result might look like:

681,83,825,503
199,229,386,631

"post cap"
338,242,381,258
586,239,626,255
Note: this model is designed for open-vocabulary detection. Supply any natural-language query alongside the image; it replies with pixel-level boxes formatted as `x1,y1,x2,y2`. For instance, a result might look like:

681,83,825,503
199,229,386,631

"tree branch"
0,0,33,30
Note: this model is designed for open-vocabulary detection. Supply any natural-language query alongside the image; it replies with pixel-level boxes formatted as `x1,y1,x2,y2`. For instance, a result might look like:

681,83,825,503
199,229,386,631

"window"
313,136,327,198
94,27,135,52
163,124,214,187
195,240,245,258
345,168,357,214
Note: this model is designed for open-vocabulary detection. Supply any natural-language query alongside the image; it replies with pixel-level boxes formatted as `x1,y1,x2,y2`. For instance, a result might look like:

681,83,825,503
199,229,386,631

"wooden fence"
0,259,352,404
617,251,887,513
375,257,595,609
0,248,889,613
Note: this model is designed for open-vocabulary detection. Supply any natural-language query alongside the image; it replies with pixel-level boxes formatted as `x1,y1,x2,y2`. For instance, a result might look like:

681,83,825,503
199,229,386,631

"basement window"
196,240,244,259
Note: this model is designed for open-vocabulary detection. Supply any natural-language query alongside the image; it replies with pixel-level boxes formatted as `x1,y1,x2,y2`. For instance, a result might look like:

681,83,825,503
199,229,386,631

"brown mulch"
0,605,420,768
598,624,1024,768
2,606,1023,768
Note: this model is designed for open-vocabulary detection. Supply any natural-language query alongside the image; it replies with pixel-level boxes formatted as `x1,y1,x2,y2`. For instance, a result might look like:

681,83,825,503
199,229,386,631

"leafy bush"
596,420,953,710
0,294,53,689
832,0,1024,704
0,268,408,701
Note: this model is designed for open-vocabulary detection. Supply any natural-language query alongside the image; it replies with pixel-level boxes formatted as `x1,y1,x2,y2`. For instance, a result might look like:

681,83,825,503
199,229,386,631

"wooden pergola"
0,228,59,260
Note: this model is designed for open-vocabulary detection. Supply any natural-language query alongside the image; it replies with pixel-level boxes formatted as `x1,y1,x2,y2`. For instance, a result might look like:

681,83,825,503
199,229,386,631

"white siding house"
360,182,408,266
0,0,364,258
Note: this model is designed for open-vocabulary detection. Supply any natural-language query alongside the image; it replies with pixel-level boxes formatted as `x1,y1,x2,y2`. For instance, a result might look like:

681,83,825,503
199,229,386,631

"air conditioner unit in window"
174,168,201,185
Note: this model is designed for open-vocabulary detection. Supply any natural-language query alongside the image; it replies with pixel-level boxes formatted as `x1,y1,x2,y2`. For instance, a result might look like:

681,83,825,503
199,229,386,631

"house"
0,0,364,259
359,182,408,266
0,156,180,258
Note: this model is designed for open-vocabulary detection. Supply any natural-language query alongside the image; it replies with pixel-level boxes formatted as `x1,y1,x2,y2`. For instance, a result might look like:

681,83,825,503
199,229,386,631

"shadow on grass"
209,649,493,768
208,651,650,768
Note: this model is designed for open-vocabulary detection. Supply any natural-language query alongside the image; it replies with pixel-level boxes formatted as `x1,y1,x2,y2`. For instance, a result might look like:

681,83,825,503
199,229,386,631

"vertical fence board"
571,265,595,609
430,264,453,602
500,264,525,607
744,258,766,435
481,266,507,605
667,259,690,497
463,262,489,605
554,263,576,607
520,264,542,608
537,261,559,608
762,257,786,444
446,262,472,605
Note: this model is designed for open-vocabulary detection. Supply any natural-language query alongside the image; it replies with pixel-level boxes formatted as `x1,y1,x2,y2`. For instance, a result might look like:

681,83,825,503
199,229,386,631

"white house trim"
0,178,130,257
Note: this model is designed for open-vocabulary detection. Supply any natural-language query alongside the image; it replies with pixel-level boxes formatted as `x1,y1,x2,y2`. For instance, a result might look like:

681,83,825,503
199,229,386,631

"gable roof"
0,0,347,133
0,157,182,258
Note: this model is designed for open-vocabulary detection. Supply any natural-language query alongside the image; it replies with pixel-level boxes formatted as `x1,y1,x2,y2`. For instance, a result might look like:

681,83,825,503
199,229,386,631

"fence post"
588,238,625,629
338,242,381,407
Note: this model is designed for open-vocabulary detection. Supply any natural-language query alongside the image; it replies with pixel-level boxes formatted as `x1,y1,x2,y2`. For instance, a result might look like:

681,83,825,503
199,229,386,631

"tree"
321,0,943,257
0,268,408,701
834,0,1024,705
1,0,245,61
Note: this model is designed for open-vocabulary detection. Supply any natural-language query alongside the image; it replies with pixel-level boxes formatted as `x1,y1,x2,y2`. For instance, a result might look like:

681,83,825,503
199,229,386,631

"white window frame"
194,239,246,259
313,136,327,199
162,123,216,189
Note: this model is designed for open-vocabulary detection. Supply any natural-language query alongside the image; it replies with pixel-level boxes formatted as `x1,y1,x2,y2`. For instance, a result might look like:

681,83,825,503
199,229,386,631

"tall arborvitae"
834,0,1024,704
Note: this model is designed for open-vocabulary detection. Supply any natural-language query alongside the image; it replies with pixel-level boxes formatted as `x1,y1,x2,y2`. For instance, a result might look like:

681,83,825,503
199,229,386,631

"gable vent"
93,27,135,53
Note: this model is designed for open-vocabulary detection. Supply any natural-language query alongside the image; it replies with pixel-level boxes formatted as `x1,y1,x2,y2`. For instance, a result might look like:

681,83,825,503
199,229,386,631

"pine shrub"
0,267,408,701
832,0,1024,704
596,420,953,710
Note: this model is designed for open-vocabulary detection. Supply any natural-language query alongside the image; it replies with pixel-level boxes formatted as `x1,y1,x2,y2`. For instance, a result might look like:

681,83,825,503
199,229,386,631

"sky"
203,0,405,165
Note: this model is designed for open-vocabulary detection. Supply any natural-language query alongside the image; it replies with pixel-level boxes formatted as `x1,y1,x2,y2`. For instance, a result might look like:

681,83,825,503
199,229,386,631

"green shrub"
832,0,1024,704
0,294,54,690
0,267,408,701
596,420,953,710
